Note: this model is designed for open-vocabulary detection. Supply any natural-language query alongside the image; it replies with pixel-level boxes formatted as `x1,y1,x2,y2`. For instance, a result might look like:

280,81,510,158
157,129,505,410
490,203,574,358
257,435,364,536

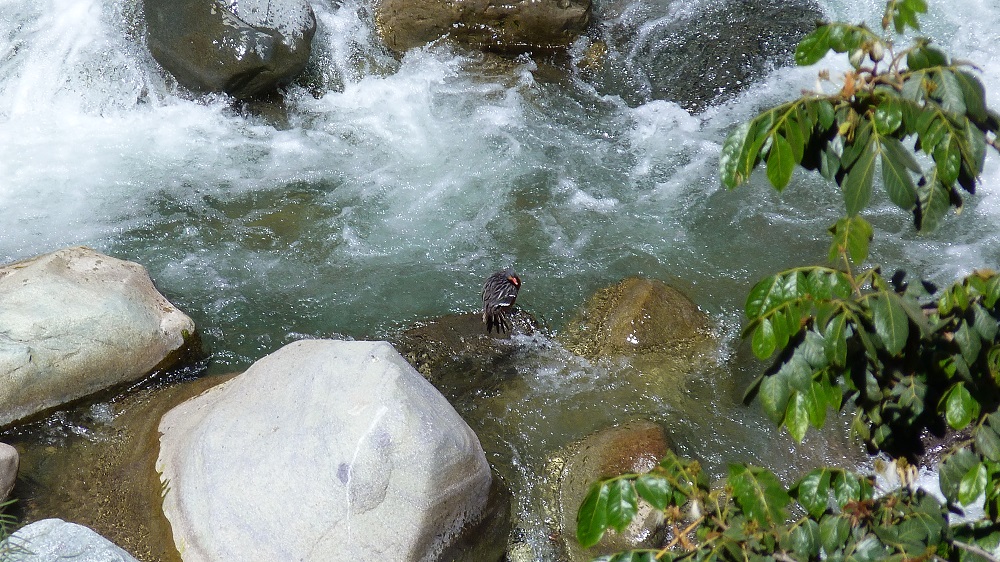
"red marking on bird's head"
508,275,521,287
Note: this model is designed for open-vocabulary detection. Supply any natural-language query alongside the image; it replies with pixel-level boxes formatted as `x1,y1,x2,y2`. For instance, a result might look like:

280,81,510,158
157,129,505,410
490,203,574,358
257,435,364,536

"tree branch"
952,539,1000,562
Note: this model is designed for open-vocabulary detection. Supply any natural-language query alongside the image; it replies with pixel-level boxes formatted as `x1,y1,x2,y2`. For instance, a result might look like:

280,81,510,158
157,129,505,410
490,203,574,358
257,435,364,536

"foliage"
579,1,1000,560
577,452,1000,562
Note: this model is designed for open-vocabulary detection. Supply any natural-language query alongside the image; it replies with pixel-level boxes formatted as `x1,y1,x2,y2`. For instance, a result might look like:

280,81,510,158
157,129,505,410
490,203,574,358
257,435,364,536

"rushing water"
2,0,1000,558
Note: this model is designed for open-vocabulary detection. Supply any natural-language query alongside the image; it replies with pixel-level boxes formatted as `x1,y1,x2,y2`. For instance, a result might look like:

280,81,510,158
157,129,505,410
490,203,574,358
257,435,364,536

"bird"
482,268,521,334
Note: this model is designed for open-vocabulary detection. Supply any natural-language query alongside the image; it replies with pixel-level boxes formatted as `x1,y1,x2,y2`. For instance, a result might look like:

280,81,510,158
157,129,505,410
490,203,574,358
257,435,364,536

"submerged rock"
584,0,824,112
561,276,711,360
0,247,197,428
144,0,316,100
545,420,671,560
375,0,591,55
157,339,503,561
393,310,541,398
1,518,141,562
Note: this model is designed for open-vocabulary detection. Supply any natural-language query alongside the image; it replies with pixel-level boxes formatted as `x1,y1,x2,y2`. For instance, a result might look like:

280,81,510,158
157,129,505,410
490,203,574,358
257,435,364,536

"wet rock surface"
583,0,825,112
375,0,591,54
144,0,316,99
560,276,713,361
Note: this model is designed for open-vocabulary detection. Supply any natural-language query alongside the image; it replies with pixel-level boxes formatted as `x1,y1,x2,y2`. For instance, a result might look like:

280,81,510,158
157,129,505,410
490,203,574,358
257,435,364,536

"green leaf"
577,481,610,548
786,391,811,442
793,468,834,518
955,70,988,123
958,462,987,506
874,98,904,134
828,215,873,264
817,99,836,130
842,136,877,216
785,519,821,558
721,120,753,189
934,69,967,115
606,479,639,532
767,133,796,190
871,292,910,356
752,318,778,359
880,138,918,211
728,464,791,526
955,320,983,366
915,178,952,232
820,514,851,554
760,370,792,423
944,382,980,431
908,44,948,71
976,412,1000,462
795,25,833,66
934,136,962,185
832,471,866,507
634,474,671,511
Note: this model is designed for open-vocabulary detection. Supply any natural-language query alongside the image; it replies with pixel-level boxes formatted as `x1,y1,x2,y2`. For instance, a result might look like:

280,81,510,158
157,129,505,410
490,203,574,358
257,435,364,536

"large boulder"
1,519,141,562
144,0,316,100
157,339,502,561
584,0,824,111
0,247,196,428
375,0,591,54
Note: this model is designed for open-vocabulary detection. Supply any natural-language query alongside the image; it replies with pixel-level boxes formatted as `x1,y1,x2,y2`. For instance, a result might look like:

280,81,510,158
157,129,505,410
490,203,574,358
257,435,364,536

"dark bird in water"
482,268,521,333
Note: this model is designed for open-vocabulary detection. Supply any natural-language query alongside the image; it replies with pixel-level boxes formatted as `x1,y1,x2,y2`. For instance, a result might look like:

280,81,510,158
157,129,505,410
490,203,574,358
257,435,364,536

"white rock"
1,518,140,561
0,442,16,501
0,247,195,427
157,339,491,561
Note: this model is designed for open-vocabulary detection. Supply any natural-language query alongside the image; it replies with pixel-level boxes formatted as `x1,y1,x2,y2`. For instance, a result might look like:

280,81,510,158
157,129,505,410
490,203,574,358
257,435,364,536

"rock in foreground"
2,519,141,562
157,339,500,561
545,420,671,560
0,247,196,428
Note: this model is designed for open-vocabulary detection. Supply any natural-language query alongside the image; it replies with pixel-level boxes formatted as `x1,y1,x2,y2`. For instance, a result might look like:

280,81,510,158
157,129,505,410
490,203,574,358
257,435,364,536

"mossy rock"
561,277,712,361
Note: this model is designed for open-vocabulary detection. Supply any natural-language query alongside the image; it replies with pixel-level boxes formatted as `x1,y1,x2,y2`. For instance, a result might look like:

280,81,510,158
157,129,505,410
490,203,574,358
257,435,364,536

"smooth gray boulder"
0,247,196,428
1,519,141,562
375,0,591,54
144,0,316,99
157,339,496,561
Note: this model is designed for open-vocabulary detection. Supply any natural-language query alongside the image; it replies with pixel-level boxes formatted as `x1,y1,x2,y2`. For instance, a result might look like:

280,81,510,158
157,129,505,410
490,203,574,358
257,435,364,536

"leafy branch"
579,1,1000,560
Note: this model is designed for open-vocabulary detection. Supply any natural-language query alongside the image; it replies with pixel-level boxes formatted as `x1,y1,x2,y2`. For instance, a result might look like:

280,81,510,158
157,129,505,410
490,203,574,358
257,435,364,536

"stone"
392,310,540,397
375,0,591,55
583,0,824,112
0,247,197,428
1,518,141,562
144,0,316,100
157,339,501,561
0,443,16,502
560,276,711,361
545,420,671,560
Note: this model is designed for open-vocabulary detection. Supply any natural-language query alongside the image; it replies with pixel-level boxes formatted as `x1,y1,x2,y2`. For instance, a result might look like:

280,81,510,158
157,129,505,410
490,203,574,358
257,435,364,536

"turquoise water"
2,0,1000,558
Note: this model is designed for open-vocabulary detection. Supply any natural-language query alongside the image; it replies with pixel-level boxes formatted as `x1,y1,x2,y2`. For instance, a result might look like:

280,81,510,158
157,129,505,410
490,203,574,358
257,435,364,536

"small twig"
952,539,1000,562
657,516,706,555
